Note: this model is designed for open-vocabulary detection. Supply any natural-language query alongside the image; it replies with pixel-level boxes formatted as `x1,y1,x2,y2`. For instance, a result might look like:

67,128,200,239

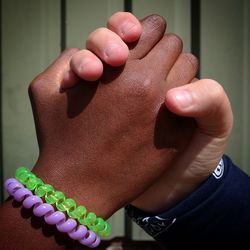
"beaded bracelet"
4,178,100,248
15,167,111,237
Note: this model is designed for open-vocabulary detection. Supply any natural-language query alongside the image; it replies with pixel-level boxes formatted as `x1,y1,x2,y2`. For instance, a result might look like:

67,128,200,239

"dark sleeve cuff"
126,156,250,249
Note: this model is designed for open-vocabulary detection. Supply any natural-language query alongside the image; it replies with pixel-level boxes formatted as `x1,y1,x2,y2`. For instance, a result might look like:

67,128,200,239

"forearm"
0,199,72,249
0,160,112,250
32,158,115,219
127,156,250,250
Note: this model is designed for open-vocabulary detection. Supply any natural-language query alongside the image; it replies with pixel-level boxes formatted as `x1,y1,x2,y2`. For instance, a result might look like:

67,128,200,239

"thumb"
165,79,233,138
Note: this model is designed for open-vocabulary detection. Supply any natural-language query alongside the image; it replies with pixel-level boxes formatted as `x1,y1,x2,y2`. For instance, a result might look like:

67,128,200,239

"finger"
128,14,166,60
29,48,80,100
107,12,141,43
165,79,233,137
31,48,79,88
86,27,129,67
166,53,199,89
70,49,103,82
143,33,183,79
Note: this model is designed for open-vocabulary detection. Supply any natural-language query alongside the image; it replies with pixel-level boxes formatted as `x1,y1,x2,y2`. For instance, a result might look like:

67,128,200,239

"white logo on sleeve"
212,159,224,179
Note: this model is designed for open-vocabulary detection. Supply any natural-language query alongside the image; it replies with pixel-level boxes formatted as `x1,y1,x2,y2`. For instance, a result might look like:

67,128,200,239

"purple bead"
57,218,77,233
89,236,101,248
23,195,43,209
79,231,96,247
4,178,102,248
33,203,54,217
45,211,65,225
7,181,23,196
14,188,32,201
4,178,18,190
68,225,88,240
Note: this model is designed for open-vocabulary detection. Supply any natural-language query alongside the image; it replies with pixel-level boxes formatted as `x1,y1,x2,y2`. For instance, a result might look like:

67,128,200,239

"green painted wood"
201,0,250,172
66,0,123,48
242,0,250,173
2,0,60,196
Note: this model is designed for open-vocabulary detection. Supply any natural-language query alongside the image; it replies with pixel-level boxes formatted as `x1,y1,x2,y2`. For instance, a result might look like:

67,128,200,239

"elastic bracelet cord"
4,178,101,248
15,167,111,238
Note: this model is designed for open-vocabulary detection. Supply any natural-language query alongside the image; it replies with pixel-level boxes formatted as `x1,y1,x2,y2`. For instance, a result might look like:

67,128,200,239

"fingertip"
78,60,103,81
70,50,104,81
165,88,193,116
107,12,142,43
87,28,129,67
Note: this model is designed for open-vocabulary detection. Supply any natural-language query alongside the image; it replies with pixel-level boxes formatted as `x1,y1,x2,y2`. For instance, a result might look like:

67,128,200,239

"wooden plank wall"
1,0,249,241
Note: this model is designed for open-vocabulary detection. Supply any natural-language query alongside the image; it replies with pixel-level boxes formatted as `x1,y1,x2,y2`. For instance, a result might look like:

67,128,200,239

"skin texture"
65,12,233,213
0,12,233,250
62,12,141,86
29,15,197,219
132,79,233,212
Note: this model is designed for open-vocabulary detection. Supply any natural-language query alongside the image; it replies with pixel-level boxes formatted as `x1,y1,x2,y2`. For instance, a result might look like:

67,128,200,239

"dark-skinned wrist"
32,156,116,219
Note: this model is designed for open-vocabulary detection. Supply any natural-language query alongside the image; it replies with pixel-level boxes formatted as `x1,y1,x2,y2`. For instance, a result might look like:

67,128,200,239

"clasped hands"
29,12,233,219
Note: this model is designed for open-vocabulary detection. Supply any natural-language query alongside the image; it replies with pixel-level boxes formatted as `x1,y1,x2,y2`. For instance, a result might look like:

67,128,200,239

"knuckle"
126,70,156,101
205,79,225,99
28,77,43,97
28,74,48,99
164,33,183,53
133,79,153,98
182,53,199,72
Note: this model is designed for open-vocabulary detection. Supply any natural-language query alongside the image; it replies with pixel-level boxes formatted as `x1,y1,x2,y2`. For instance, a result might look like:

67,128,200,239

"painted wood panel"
66,0,123,48
2,0,60,190
242,0,250,173
200,0,250,172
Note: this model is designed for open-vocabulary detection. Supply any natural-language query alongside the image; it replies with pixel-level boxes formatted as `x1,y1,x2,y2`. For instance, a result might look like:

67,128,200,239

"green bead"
15,167,30,180
99,222,111,237
18,171,29,184
17,171,29,184
26,176,43,190
56,198,76,212
83,212,97,227
20,172,36,185
35,184,54,197
68,205,87,219
46,191,65,204
35,178,44,188
89,217,105,232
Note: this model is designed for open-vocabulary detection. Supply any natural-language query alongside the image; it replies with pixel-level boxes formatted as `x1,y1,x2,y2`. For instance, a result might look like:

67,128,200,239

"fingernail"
104,44,122,58
174,90,193,109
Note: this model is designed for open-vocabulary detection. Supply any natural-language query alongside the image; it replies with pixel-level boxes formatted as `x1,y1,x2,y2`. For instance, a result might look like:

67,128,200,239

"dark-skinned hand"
63,12,233,213
29,15,198,219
